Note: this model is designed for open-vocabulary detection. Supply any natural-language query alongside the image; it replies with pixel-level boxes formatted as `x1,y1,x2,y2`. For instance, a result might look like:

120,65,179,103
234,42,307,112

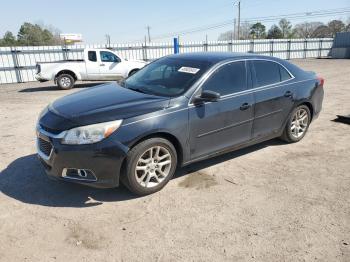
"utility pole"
237,1,241,40
146,26,151,43
105,34,111,48
233,18,236,40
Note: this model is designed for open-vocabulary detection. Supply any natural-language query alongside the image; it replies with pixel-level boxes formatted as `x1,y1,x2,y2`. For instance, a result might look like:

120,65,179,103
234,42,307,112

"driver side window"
202,61,247,96
100,51,121,63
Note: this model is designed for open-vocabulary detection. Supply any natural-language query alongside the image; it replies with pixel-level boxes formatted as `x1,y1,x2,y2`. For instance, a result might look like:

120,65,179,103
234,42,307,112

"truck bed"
38,60,85,64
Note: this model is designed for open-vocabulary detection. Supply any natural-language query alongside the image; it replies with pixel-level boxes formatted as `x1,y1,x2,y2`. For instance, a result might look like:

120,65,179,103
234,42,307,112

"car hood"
44,82,170,130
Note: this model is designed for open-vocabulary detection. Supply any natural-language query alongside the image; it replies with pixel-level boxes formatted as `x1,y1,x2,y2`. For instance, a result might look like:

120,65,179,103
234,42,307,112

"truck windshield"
122,57,212,97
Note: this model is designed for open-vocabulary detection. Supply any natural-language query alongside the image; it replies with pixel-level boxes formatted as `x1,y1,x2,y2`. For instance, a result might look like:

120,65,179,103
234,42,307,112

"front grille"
40,125,62,135
38,138,52,157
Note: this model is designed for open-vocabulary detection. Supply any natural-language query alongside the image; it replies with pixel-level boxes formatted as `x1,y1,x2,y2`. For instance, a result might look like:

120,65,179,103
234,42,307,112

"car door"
250,60,295,139
85,50,101,80
189,61,255,160
99,51,124,80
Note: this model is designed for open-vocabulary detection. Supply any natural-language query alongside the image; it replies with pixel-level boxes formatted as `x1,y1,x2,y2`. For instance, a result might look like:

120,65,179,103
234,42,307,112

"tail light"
317,76,324,86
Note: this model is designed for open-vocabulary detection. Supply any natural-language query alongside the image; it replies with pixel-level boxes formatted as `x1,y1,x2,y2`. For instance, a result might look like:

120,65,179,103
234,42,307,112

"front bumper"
36,126,128,188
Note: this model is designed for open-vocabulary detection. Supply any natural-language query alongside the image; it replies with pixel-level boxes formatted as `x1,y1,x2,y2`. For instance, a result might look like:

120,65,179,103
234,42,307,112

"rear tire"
121,138,177,196
57,74,75,90
281,105,311,143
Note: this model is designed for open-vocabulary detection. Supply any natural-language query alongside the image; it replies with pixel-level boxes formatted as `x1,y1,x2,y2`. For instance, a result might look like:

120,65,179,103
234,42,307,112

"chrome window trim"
188,58,296,106
187,78,314,108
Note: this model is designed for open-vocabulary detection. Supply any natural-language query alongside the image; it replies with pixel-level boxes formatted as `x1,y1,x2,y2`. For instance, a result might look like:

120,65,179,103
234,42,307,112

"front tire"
281,105,311,143
121,138,177,196
57,74,75,90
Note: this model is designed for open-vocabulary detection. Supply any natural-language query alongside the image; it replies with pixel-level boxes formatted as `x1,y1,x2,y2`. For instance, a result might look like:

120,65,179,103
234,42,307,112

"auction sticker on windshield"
178,67,200,74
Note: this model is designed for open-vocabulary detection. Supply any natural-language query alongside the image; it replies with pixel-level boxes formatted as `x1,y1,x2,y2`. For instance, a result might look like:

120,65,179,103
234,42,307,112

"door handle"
100,64,105,66
240,103,251,111
284,91,293,97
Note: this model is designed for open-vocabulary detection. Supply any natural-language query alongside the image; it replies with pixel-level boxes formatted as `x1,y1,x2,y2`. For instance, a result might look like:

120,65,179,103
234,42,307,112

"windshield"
121,57,212,97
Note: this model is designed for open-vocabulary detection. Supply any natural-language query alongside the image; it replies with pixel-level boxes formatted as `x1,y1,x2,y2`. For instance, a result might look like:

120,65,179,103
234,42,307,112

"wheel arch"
129,132,183,165
119,131,184,182
296,100,314,121
55,69,78,81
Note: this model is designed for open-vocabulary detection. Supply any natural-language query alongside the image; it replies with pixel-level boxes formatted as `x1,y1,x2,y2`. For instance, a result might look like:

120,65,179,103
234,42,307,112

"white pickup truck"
35,48,147,89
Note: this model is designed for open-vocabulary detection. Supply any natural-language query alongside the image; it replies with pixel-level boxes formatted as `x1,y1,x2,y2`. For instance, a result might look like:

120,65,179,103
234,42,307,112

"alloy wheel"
135,146,172,188
290,108,309,138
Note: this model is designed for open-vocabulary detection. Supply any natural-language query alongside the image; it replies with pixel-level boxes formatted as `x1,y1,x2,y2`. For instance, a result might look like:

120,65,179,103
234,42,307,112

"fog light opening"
62,168,97,182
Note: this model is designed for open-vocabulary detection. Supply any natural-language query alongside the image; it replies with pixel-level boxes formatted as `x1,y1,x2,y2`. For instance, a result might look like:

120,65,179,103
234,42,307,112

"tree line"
1,19,350,47
0,22,63,47
218,19,350,41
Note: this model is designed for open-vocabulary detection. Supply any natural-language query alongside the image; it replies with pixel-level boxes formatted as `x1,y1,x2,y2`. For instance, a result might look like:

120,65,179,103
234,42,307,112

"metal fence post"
173,38,179,54
318,39,323,58
270,40,274,57
203,41,208,52
249,40,254,53
228,41,233,52
10,47,22,83
303,39,307,59
142,43,148,61
62,41,68,60
287,40,291,60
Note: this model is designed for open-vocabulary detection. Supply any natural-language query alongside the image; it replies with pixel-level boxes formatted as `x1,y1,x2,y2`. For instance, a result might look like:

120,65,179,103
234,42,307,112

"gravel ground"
0,59,349,262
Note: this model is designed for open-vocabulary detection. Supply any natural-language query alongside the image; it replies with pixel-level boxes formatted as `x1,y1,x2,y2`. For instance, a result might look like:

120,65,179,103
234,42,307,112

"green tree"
267,25,283,39
0,31,17,46
327,20,346,36
17,22,61,46
278,19,292,38
249,22,266,39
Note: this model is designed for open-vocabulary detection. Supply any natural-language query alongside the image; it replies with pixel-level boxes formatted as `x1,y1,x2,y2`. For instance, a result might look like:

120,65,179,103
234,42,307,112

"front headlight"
61,120,123,145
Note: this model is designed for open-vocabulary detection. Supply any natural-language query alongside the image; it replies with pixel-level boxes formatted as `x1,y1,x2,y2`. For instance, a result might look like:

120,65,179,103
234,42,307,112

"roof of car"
167,52,281,64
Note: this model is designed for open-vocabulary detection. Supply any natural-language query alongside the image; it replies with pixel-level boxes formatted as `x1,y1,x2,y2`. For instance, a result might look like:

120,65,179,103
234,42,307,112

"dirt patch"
66,222,104,250
178,172,218,189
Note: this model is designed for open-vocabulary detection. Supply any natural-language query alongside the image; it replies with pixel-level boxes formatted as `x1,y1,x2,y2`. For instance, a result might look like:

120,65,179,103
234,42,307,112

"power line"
149,7,350,41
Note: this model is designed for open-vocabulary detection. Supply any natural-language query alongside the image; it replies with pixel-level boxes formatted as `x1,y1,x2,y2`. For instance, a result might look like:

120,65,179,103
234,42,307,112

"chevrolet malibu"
36,52,324,195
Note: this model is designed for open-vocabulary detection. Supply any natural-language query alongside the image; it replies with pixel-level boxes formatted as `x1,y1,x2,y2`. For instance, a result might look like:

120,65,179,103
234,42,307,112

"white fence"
0,38,333,84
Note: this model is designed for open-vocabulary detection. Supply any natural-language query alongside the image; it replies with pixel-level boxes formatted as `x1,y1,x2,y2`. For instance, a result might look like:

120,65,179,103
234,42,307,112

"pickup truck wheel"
57,74,75,90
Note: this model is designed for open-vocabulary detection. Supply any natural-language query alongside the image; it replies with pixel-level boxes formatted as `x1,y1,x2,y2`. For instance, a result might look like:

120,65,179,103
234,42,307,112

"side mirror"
193,90,220,104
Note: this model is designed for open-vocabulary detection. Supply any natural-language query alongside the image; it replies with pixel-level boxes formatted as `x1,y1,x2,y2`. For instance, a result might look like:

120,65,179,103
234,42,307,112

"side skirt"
181,131,283,167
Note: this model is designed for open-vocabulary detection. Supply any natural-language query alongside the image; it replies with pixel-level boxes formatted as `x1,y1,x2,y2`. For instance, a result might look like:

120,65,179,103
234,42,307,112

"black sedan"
36,52,324,195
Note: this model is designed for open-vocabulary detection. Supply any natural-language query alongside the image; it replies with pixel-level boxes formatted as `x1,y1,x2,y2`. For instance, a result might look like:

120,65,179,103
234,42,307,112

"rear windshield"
121,57,212,97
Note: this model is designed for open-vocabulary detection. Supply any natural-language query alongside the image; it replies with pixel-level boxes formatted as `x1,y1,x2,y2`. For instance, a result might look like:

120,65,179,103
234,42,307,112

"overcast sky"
0,0,349,44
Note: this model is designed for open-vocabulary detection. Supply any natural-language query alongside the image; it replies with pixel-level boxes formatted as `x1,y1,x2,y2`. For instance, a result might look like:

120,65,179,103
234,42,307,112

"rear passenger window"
202,61,247,96
280,66,292,81
253,60,280,86
88,51,97,62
